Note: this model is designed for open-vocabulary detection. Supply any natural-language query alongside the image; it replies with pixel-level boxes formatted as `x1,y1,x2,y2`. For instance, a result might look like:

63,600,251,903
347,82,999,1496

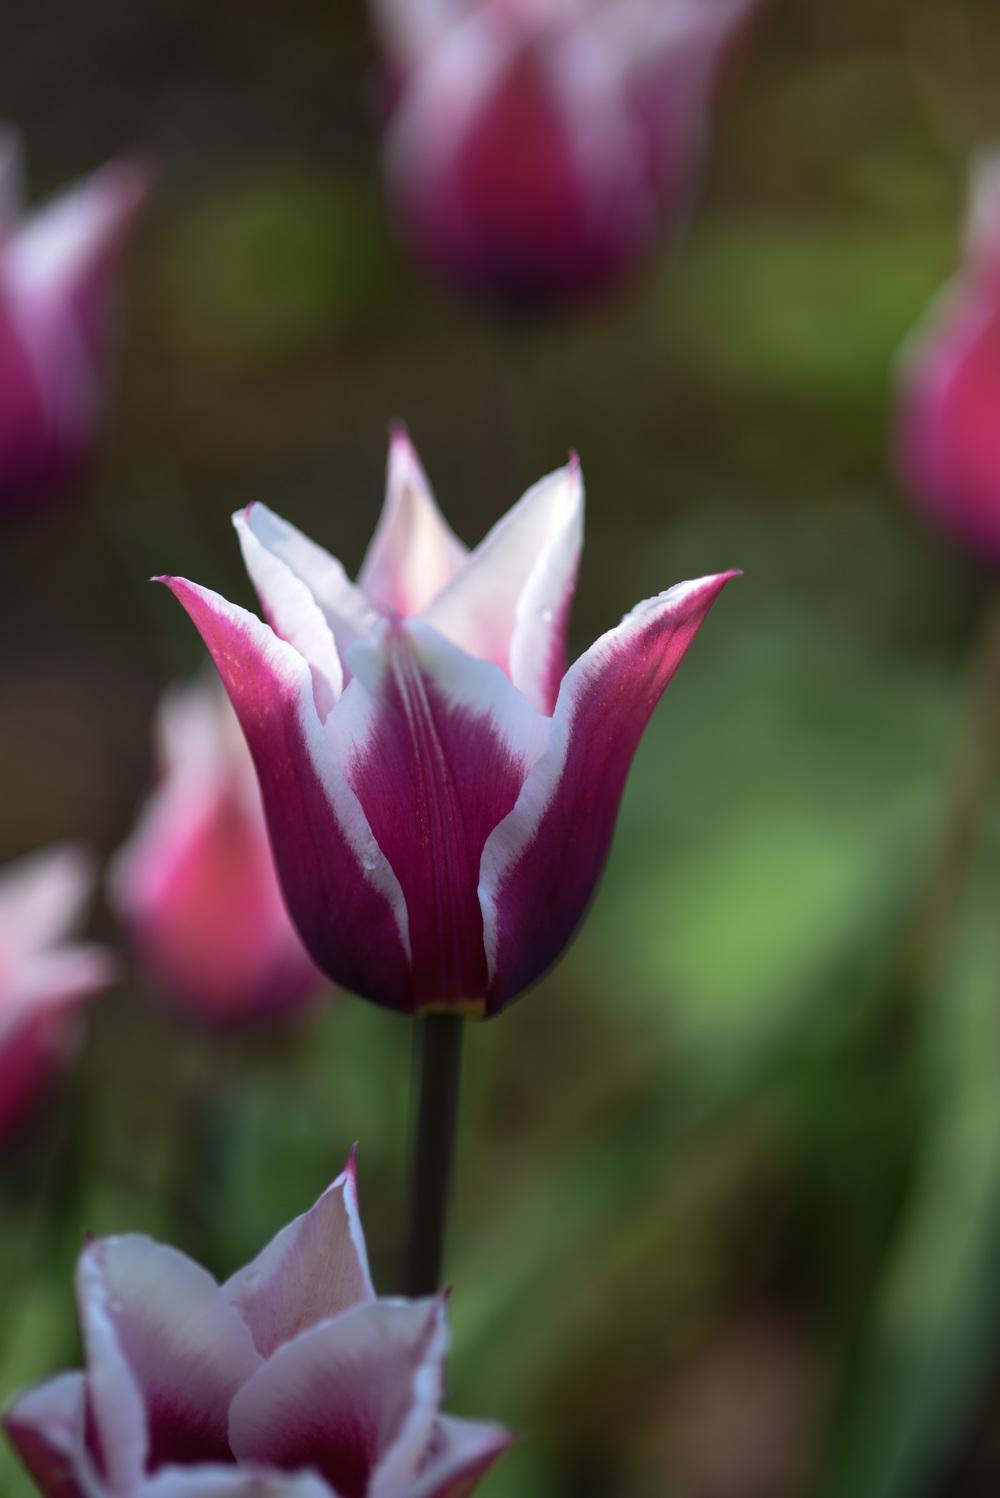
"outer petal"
404,1416,514,1498
228,1299,448,1498
332,618,547,1011
2,1373,100,1498
0,843,95,969
159,579,413,1010
234,506,377,674
421,459,583,712
479,572,736,1011
141,1468,336,1498
224,1153,375,1357
77,1236,261,1472
358,428,467,616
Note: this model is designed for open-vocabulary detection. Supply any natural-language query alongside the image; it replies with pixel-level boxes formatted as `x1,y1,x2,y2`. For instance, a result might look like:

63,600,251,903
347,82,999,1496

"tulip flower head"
110,677,323,1026
0,843,114,1147
894,151,1000,565
0,128,148,512
372,0,763,307
160,430,735,1018
3,1152,512,1497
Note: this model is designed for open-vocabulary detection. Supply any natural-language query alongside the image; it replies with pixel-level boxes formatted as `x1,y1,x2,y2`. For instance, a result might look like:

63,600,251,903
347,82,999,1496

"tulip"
371,0,763,307
3,1153,513,1498
0,127,148,512
894,151,1000,565
110,677,323,1025
0,844,114,1147
159,430,735,1018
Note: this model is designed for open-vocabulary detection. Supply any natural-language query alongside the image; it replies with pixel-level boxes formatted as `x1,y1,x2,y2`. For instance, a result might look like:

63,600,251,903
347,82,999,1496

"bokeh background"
4,1,1000,1494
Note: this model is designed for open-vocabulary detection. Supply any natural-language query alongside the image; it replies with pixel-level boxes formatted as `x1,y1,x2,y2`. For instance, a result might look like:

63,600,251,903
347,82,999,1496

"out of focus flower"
894,152,1000,565
371,0,762,307
4,1153,512,1497
161,429,734,1018
0,128,148,512
0,844,114,1147
110,677,323,1025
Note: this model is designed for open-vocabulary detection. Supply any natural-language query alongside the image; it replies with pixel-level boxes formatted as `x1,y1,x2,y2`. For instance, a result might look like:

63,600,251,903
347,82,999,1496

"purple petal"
159,579,413,1009
405,1416,514,1498
358,428,467,616
479,573,736,1010
77,1236,261,1472
228,1299,448,1498
333,619,547,1011
224,1153,374,1357
422,459,583,712
141,1467,336,1498
2,1373,96,1498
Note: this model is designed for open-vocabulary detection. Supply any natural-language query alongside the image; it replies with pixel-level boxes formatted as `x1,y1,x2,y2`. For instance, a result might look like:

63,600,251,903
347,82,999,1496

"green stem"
403,1013,465,1296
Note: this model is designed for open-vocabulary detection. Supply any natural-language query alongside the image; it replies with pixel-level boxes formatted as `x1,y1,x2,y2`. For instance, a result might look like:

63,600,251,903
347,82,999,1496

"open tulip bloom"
0,844,114,1147
0,127,148,511
3,1153,512,1497
161,431,735,1019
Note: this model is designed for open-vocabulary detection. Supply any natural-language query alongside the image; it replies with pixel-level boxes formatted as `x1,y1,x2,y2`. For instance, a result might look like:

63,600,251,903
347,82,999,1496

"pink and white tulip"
3,1153,512,1498
160,430,735,1018
372,0,763,307
0,844,114,1147
894,151,1000,565
110,678,323,1025
0,128,149,512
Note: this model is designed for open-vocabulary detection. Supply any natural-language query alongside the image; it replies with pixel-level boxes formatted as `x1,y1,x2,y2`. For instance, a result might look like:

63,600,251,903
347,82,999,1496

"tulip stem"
403,1013,464,1296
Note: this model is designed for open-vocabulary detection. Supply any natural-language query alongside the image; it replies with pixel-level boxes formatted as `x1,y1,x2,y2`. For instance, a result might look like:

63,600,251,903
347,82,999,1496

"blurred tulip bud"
371,0,763,307
895,152,1000,564
0,128,149,513
110,677,324,1025
0,844,114,1148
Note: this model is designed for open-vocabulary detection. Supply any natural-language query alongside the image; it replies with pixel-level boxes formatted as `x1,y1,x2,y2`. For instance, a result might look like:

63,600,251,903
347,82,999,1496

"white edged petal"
141,1466,337,1498
358,428,467,616
0,843,96,969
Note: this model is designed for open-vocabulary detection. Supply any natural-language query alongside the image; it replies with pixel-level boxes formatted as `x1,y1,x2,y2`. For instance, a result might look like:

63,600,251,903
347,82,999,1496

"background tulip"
372,0,763,307
110,677,323,1025
3,1154,512,1498
0,843,114,1148
0,127,148,512
894,151,1000,566
161,430,734,1018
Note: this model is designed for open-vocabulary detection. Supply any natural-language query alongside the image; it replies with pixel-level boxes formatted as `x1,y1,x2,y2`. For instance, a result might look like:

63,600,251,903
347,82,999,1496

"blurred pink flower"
0,128,149,512
4,1153,512,1498
160,429,735,1018
371,0,762,307
110,678,323,1025
0,844,114,1147
894,152,1000,564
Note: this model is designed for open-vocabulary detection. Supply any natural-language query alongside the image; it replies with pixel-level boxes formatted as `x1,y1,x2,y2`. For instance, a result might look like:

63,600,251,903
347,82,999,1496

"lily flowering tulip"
3,1153,512,1498
894,151,1000,565
110,677,323,1025
0,844,114,1147
372,0,763,306
160,430,735,1018
0,128,148,512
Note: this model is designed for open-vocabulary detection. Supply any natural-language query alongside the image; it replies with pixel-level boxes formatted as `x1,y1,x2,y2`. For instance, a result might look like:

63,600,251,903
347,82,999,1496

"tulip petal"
333,619,547,1009
0,843,95,970
225,1153,375,1357
229,1299,448,1498
479,572,736,1009
77,1236,261,1471
142,1467,337,1498
405,1416,514,1498
234,505,377,673
159,579,413,1008
422,459,583,712
2,1373,96,1498
358,428,467,616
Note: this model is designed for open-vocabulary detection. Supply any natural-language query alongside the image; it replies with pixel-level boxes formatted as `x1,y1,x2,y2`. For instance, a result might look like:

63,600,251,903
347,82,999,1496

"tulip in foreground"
372,0,763,306
0,127,148,511
110,677,322,1024
160,431,735,1018
0,844,114,1147
3,1153,512,1498
895,151,1000,565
